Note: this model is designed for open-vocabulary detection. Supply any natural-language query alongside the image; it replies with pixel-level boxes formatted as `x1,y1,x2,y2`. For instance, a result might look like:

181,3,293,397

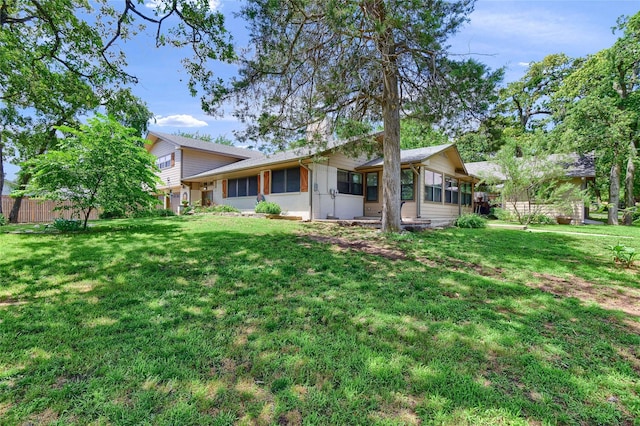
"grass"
0,215,639,425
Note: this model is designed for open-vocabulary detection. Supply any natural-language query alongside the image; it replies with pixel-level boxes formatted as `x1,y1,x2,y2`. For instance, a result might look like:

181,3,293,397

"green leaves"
24,115,161,228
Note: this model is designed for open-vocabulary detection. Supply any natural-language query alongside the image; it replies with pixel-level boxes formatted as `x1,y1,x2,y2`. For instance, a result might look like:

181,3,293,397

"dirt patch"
299,224,638,319
305,235,407,261
531,273,640,317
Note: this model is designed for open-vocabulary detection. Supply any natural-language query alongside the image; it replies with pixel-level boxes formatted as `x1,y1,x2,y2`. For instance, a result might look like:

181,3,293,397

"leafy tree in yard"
481,134,586,229
21,115,161,229
207,0,502,232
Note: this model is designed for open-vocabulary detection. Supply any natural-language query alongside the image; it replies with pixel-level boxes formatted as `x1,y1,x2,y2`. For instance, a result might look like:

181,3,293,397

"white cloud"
145,0,221,11
155,114,209,127
518,62,530,68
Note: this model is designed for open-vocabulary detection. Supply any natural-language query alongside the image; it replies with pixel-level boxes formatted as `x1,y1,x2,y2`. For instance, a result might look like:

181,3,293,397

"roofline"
145,130,259,159
183,131,384,181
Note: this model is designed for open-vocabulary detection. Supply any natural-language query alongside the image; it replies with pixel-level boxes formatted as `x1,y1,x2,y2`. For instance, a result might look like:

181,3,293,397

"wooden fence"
1,196,99,223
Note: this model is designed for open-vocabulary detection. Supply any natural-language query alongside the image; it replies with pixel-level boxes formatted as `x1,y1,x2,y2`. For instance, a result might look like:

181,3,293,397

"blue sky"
3,0,638,181
136,0,639,137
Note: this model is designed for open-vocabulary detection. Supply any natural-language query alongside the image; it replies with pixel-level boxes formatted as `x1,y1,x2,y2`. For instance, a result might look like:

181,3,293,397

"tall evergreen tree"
206,0,501,232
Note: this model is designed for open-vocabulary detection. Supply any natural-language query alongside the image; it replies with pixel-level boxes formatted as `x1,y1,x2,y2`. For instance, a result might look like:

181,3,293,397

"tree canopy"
1,0,234,220
554,11,640,224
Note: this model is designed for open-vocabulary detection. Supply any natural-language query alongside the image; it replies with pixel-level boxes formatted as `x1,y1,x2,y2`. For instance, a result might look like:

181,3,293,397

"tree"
481,134,586,229
20,115,161,229
555,12,640,225
174,131,235,146
207,0,501,232
1,0,234,221
499,54,578,133
399,119,449,150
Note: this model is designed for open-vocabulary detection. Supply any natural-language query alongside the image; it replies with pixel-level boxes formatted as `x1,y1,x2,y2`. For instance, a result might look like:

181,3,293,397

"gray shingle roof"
466,152,595,180
183,137,357,180
148,131,263,159
357,143,454,168
464,161,504,180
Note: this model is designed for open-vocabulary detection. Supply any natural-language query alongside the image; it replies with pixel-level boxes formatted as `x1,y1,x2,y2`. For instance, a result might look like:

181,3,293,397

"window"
337,170,363,195
460,182,473,206
424,170,442,202
366,172,378,202
272,167,300,193
401,169,414,201
445,176,459,204
227,176,259,198
156,154,172,169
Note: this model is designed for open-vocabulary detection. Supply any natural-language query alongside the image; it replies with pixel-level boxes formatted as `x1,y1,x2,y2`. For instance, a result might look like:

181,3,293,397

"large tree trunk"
623,142,636,225
8,172,29,223
373,0,401,233
381,75,402,232
608,162,620,225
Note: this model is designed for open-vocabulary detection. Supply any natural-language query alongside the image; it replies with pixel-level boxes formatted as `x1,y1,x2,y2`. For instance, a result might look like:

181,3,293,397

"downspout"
299,159,312,221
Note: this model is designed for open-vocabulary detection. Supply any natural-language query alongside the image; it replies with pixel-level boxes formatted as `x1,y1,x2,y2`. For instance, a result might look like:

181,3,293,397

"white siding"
309,154,368,220
418,153,473,221
150,140,181,189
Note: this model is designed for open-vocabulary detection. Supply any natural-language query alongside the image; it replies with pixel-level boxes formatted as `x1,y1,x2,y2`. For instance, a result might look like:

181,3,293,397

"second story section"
146,131,262,190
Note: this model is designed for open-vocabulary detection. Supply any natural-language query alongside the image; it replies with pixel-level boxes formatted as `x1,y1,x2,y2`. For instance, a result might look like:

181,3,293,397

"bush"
193,204,241,214
455,213,487,228
52,218,82,231
0,213,5,226
99,208,127,219
522,213,555,225
132,208,176,218
255,201,282,215
211,204,241,213
491,207,513,221
608,242,637,268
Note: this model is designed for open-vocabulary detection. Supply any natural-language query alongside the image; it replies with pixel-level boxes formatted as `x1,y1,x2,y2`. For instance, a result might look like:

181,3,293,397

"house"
466,152,596,224
177,133,476,223
145,131,262,212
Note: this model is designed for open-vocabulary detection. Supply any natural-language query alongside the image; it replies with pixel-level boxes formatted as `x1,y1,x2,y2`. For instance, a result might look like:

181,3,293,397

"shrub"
99,208,127,219
193,204,240,214
255,201,282,215
608,243,637,268
491,207,513,221
211,204,241,213
0,213,5,226
522,213,555,225
455,213,487,228
52,218,82,231
132,208,176,218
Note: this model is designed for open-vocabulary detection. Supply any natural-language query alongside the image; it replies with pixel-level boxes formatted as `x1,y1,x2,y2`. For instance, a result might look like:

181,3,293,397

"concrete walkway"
487,223,633,239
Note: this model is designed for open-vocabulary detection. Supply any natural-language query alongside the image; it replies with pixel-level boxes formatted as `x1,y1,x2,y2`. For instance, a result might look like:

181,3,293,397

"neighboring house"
466,152,596,224
146,131,262,212
180,134,476,223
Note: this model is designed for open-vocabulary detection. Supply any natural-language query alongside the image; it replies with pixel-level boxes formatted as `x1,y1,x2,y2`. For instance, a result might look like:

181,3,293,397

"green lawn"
0,216,639,425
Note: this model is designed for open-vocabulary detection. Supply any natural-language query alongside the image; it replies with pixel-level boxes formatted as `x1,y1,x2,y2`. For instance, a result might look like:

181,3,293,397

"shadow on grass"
0,217,638,424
